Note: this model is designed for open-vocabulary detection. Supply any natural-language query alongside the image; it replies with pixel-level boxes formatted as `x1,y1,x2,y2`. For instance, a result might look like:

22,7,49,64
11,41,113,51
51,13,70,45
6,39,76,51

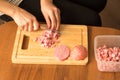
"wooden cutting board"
12,24,88,65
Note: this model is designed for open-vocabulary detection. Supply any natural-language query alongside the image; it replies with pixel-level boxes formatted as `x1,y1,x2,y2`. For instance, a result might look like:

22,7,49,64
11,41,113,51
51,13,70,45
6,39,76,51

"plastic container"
94,35,120,72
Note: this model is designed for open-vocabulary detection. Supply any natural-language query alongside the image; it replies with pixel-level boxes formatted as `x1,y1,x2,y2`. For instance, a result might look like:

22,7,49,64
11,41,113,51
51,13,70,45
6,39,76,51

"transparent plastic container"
94,35,120,72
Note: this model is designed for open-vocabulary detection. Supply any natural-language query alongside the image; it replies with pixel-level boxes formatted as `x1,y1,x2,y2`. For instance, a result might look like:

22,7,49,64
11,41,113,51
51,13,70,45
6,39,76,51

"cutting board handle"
21,35,29,49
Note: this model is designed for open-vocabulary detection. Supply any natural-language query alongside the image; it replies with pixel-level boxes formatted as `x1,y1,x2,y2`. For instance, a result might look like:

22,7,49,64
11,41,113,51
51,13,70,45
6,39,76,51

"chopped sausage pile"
96,45,120,62
96,45,120,72
34,29,60,48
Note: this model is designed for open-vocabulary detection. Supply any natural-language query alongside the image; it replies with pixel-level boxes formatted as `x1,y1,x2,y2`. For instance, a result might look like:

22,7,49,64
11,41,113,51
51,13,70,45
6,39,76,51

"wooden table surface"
0,21,120,80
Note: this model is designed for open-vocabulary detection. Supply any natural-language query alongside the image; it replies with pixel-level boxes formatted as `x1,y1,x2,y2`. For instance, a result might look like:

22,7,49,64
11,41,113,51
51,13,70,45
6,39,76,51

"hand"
41,0,60,31
12,8,40,32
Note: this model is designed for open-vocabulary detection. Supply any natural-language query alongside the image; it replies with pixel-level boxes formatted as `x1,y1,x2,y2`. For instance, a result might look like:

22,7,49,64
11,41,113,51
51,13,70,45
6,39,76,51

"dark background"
100,0,120,29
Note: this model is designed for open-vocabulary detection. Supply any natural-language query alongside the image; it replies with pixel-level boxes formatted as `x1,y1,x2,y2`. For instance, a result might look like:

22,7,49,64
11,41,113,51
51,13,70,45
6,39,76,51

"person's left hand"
41,0,60,31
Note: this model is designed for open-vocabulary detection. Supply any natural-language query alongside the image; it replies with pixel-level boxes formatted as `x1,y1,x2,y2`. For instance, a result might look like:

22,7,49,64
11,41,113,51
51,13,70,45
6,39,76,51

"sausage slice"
70,45,87,60
54,45,70,61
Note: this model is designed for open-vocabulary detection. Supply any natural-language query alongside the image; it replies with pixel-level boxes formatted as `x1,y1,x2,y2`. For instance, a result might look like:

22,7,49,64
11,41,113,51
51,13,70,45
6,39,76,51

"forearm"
41,0,53,3
41,0,53,7
0,0,21,17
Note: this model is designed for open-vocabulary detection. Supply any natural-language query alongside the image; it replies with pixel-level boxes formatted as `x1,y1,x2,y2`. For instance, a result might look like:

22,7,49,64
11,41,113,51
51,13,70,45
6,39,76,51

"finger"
43,13,51,29
17,22,24,30
49,11,56,30
18,24,24,30
28,20,33,32
55,9,60,30
24,23,28,31
33,19,40,31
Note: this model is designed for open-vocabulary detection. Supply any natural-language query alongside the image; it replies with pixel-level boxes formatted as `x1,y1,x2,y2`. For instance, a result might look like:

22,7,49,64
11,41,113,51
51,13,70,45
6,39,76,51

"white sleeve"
8,0,23,6
0,12,4,16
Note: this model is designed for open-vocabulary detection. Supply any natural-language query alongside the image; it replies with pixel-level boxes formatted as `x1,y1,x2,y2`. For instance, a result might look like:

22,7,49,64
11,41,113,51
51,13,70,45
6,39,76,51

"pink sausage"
70,45,88,60
54,45,70,61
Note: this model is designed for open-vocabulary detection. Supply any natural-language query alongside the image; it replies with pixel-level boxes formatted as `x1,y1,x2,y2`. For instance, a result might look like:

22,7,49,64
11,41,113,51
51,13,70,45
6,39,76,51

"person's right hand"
12,8,40,32
41,0,60,31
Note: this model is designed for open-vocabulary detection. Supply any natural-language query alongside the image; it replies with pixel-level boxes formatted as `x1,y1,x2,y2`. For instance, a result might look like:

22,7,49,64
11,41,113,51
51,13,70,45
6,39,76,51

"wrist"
41,0,53,5
8,6,20,18
10,7,24,20
41,0,52,3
